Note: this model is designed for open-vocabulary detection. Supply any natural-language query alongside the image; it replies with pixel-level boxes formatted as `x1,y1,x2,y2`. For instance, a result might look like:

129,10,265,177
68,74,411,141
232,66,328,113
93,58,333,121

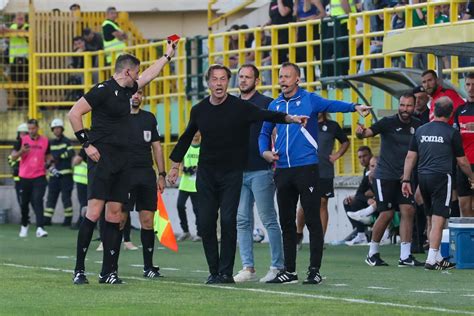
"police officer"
44,118,75,227
122,88,167,278
69,40,177,285
402,97,473,270
356,93,423,267
8,123,29,208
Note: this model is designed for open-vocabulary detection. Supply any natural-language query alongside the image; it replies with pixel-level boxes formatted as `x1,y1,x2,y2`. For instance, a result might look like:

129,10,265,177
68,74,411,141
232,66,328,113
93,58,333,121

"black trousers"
20,176,47,228
14,180,21,207
196,164,243,276
274,164,323,272
177,190,200,235
277,29,289,64
45,175,74,218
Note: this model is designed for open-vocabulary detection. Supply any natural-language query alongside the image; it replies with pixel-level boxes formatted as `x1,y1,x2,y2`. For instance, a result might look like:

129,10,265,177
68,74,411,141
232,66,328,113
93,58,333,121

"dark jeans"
274,164,323,272
177,190,200,235
14,180,21,207
196,164,243,276
344,198,369,233
20,176,47,228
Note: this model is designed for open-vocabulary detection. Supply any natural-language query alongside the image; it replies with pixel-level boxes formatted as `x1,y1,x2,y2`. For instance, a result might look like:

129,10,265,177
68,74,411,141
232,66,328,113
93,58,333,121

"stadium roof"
2,0,269,13
383,23,474,57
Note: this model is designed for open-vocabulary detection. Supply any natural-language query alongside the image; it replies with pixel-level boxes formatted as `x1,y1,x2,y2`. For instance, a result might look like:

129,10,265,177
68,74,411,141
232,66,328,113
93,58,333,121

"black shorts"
124,167,157,212
419,173,452,218
456,165,474,197
319,178,334,199
374,178,414,212
87,143,130,204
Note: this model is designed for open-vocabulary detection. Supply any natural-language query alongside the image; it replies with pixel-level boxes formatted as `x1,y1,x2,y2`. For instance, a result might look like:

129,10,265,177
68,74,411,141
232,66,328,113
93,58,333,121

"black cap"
413,86,425,94
82,28,92,36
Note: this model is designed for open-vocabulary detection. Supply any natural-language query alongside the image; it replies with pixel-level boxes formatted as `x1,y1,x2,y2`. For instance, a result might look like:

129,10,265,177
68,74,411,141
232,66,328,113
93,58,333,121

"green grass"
1,224,473,315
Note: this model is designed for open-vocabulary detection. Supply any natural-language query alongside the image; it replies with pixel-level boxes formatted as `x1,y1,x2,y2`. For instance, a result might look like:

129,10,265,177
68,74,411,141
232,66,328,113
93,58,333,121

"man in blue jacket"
259,62,369,284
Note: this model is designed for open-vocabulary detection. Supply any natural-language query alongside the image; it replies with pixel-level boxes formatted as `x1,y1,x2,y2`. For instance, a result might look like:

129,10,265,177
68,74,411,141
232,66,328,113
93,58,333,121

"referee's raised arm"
137,40,177,89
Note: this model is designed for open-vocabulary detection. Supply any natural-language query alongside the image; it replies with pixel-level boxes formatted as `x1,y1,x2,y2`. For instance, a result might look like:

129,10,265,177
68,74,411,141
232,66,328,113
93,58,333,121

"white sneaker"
19,225,28,238
177,232,191,241
233,269,258,283
259,268,280,283
347,211,372,225
345,234,368,246
36,227,48,238
123,241,138,250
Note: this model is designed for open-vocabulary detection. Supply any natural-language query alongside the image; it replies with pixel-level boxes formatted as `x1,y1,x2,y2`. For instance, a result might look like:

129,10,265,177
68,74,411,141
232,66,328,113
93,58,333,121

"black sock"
450,200,460,217
141,229,155,270
101,221,121,276
75,217,96,272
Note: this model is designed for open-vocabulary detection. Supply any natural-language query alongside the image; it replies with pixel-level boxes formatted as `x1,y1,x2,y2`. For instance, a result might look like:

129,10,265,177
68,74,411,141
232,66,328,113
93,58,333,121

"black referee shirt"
370,114,421,180
83,78,138,146
409,121,465,175
170,94,288,170
318,119,349,179
128,109,160,168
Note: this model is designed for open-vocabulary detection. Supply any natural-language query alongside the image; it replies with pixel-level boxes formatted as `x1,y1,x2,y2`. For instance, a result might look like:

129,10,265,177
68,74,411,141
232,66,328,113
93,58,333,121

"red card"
167,34,180,42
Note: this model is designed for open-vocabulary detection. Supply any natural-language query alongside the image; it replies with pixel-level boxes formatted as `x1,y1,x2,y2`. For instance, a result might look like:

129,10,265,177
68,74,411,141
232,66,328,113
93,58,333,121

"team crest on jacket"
144,131,151,142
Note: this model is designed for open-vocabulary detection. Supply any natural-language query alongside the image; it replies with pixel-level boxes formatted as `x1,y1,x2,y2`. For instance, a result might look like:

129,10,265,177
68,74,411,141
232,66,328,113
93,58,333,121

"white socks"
369,242,380,257
427,248,439,265
400,242,411,260
359,204,376,217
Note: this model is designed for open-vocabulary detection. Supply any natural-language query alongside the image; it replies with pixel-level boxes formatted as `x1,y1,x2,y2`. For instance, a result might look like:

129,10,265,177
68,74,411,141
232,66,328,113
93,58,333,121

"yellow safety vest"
102,19,126,64
73,161,88,185
330,0,356,24
9,23,29,63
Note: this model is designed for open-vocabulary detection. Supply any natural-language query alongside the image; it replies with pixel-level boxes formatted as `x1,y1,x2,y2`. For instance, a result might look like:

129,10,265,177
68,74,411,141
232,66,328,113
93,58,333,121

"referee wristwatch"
82,141,91,149
158,171,167,178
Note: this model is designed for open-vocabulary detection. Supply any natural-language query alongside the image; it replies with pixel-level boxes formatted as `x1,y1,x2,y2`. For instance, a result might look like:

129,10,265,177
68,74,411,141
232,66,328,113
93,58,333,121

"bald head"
433,96,453,119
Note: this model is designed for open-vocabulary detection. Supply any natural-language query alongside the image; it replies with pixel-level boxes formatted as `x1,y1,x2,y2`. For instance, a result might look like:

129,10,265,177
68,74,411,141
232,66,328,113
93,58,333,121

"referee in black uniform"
68,40,177,285
123,88,166,278
168,64,307,284
402,97,473,270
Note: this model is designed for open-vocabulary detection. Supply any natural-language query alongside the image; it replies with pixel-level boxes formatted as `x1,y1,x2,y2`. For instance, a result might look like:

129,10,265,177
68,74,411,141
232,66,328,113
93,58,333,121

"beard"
239,84,256,94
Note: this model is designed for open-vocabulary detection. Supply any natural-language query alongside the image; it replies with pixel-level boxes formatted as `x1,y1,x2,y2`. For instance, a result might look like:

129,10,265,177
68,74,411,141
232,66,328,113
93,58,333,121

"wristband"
164,54,171,62
401,179,410,183
75,129,88,144
158,171,167,178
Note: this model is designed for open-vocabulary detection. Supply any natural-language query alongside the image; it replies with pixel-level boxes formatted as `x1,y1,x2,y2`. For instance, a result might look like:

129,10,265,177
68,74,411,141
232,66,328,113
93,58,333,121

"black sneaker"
303,267,322,285
218,274,235,284
365,253,389,267
99,272,123,284
296,233,304,251
266,271,298,284
73,270,89,285
143,266,162,279
206,274,219,284
398,255,424,267
43,217,52,226
425,259,456,271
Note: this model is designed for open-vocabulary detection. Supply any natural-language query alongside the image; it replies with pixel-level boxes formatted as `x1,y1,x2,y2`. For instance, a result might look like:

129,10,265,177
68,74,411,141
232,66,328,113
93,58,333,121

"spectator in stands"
326,0,357,76
227,24,240,88
463,0,473,19
102,6,127,65
69,3,81,12
266,0,294,64
434,5,450,70
65,36,86,101
248,30,273,85
83,28,104,52
294,0,326,80
411,0,427,69
0,12,29,107
342,146,373,245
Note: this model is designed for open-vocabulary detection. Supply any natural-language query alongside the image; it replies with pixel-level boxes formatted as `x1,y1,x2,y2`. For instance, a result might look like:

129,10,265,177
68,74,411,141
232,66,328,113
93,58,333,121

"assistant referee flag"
154,192,178,252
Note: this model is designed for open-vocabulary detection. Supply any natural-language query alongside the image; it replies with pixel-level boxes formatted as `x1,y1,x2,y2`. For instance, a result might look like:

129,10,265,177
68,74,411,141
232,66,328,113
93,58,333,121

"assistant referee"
69,40,177,285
